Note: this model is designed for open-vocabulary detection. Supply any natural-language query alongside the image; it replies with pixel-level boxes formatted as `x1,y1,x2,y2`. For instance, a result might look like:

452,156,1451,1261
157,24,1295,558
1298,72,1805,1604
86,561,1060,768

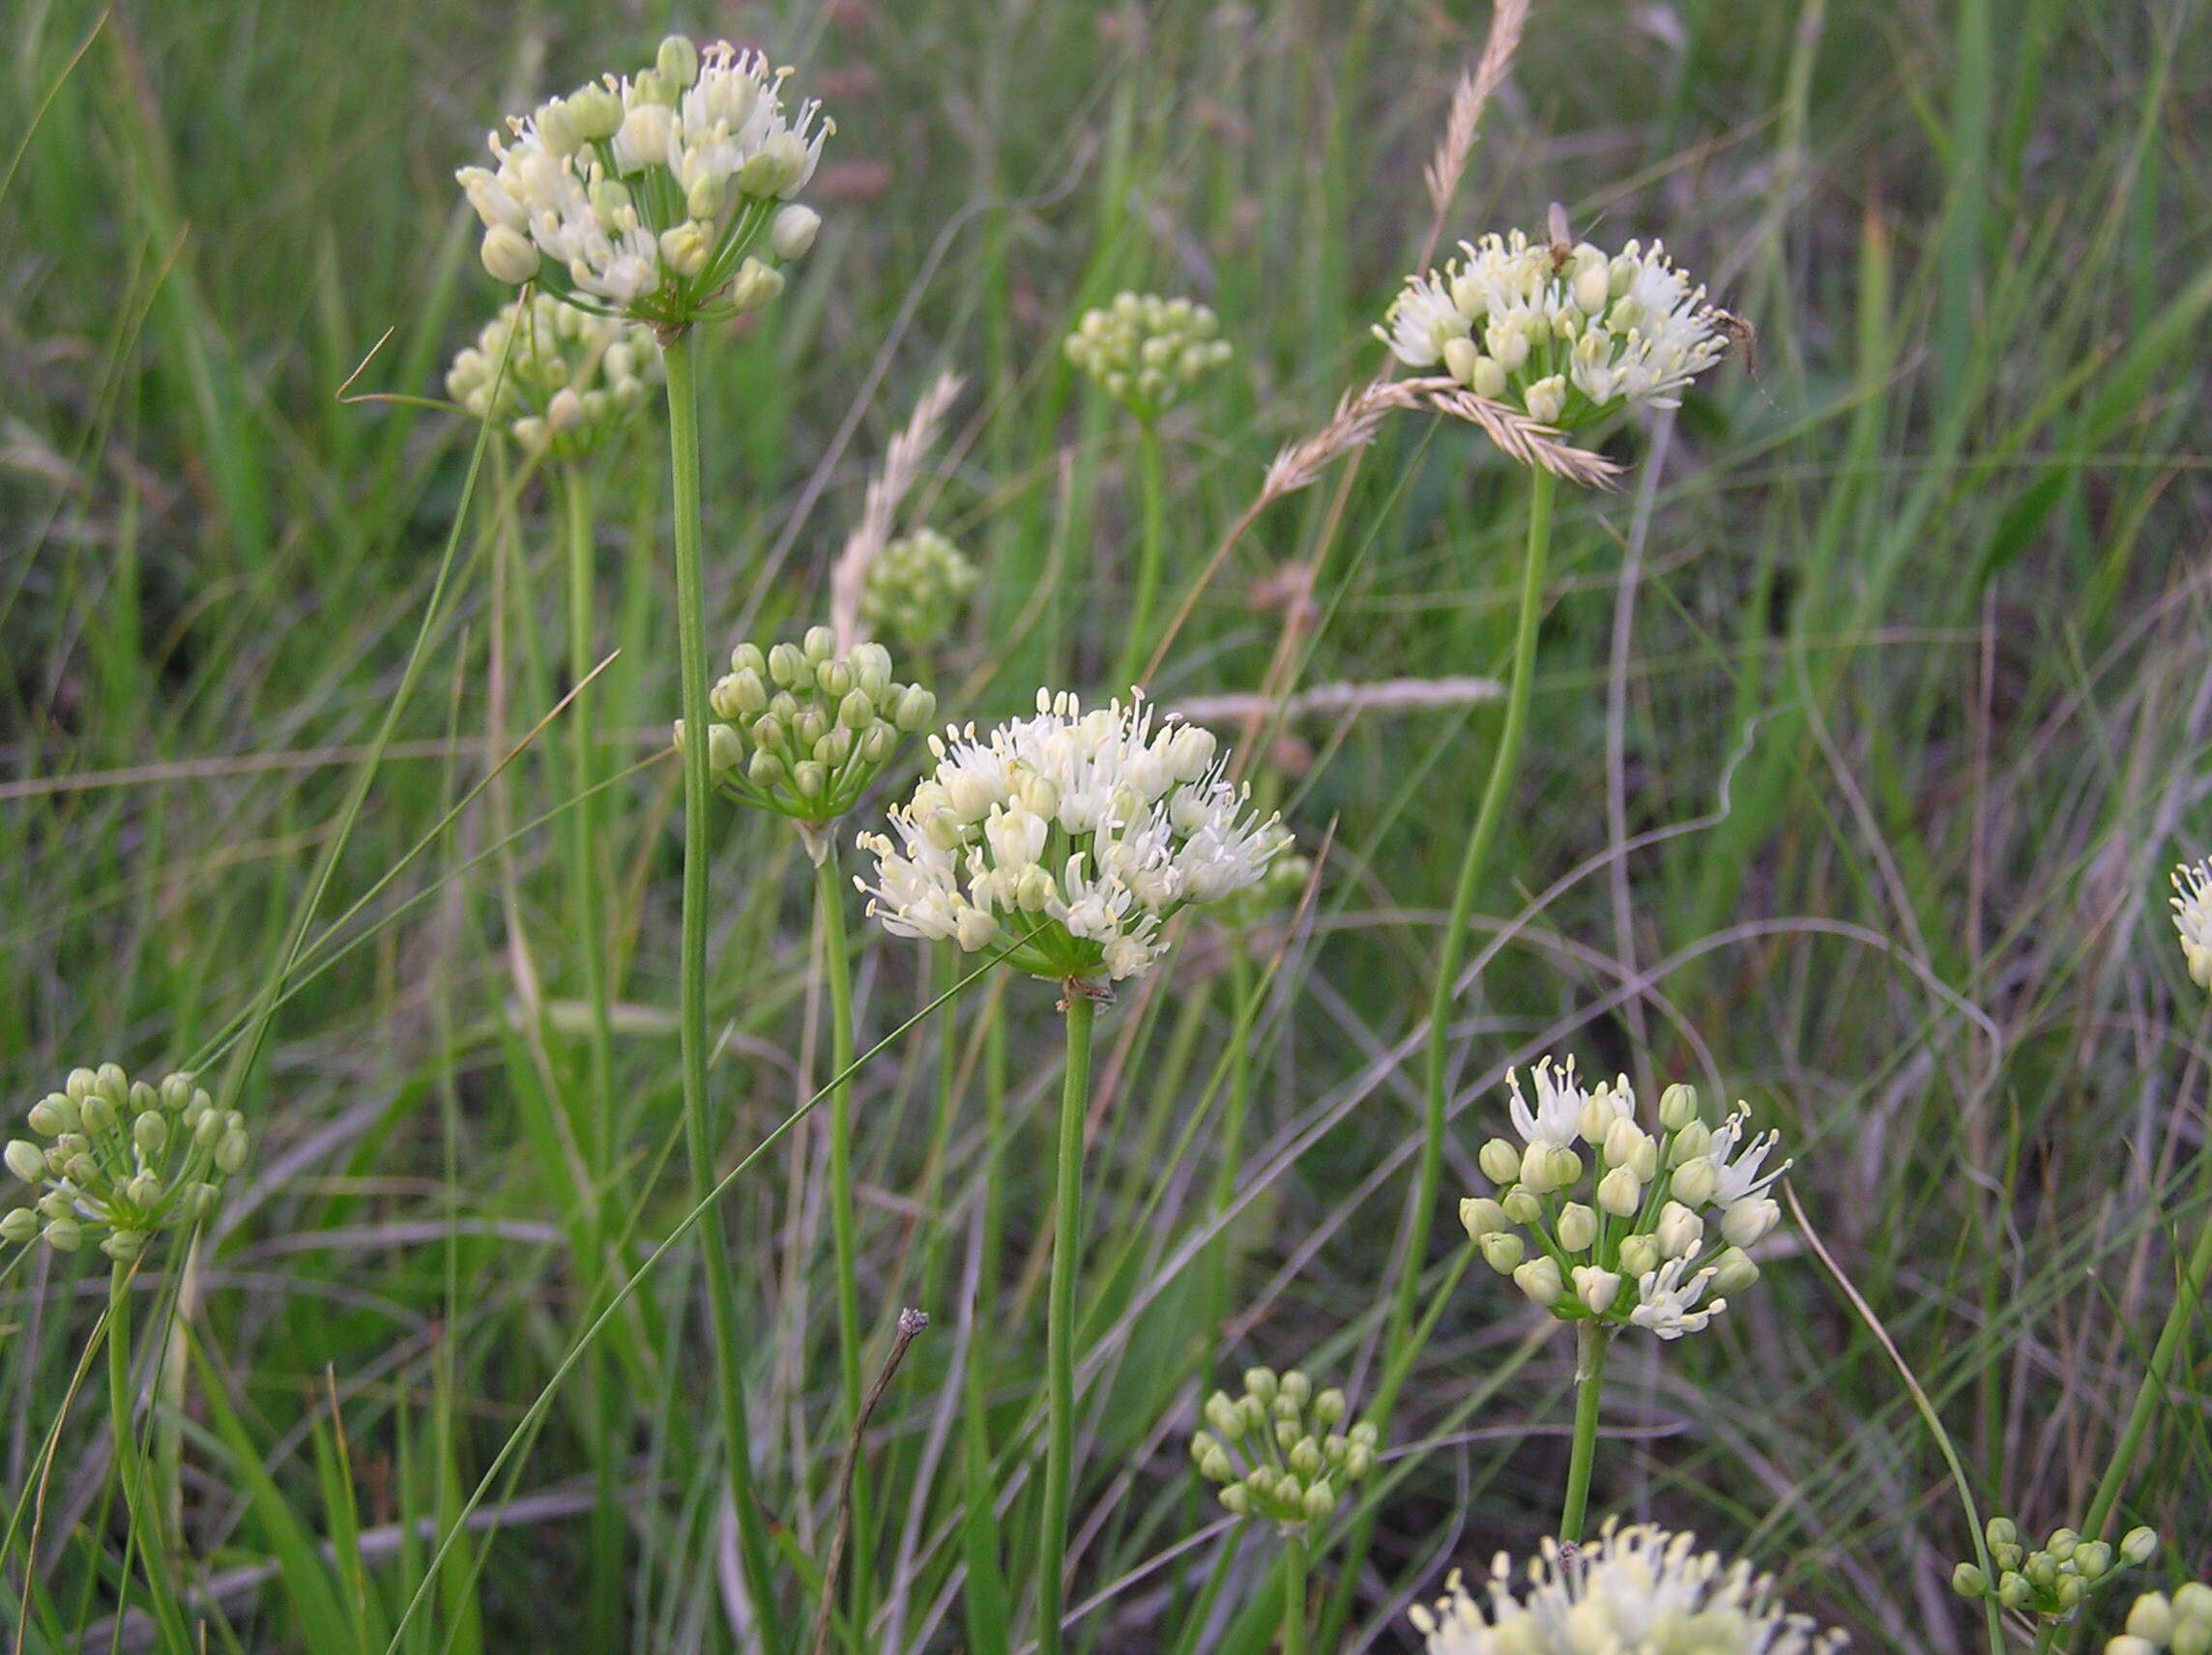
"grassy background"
3,0,2209,1648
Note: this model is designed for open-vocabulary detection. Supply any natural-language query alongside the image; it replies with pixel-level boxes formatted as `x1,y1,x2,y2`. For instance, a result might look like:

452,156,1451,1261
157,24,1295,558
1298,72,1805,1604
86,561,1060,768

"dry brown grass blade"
829,371,965,650
1411,377,1624,489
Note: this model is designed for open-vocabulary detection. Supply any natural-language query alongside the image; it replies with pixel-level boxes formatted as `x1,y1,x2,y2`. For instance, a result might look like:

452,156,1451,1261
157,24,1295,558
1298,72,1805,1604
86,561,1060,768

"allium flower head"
1956,1516,2157,1628
1190,1366,1378,1532
1462,1070,1791,1340
3,1064,247,1261
456,35,829,328
1064,292,1234,421
681,625,935,852
1411,1522,1847,1655
1377,227,1730,433
859,528,980,651
2170,859,2212,991
446,293,660,457
858,688,1289,985
2110,1581,2212,1655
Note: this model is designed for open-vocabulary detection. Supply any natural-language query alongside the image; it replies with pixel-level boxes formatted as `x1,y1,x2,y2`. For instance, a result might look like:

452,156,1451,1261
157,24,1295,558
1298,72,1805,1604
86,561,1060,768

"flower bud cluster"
1412,1521,1846,1655
446,293,660,458
1063,293,1233,421
859,528,980,651
1188,1367,1378,1531
1459,1060,1788,1339
457,35,828,326
1952,1518,2157,1624
4,1064,247,1262
681,626,934,835
1378,230,1729,431
859,689,1290,984
2171,858,2212,991
2110,1582,2212,1655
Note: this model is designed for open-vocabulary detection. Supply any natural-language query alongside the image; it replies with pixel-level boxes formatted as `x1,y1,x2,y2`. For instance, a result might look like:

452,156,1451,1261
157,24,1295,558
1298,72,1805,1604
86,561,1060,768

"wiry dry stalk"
1172,676,1503,726
829,371,965,649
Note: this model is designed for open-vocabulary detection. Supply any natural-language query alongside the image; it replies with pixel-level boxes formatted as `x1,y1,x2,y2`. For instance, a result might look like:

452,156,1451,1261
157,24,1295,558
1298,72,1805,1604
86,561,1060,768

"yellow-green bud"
1952,1563,1987,1598
1617,1234,1660,1278
1671,1157,1719,1206
44,1216,81,1251
1478,1138,1522,1185
1658,1083,1699,1130
1479,1232,1524,1274
481,226,540,284
1300,1483,1334,1523
738,131,809,197
2121,1527,2159,1566
1459,1196,1508,1240
5,1141,44,1183
1243,1368,1277,1406
79,1094,117,1135
839,688,874,731
793,761,827,799
101,1229,144,1263
26,1095,73,1135
657,34,699,88
0,1208,37,1245
1501,1187,1542,1225
1710,1247,1760,1295
218,1128,248,1175
1668,1120,1713,1164
1556,1202,1597,1253
1722,1197,1780,1248
1596,1166,1642,1217
893,685,937,733
1985,1517,2017,1548
771,203,821,262
1997,1572,2029,1610
1512,1257,1562,1308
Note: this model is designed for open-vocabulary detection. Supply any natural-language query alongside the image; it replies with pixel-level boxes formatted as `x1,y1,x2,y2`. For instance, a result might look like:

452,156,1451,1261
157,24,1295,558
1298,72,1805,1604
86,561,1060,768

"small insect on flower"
1411,1521,1847,1655
858,688,1290,986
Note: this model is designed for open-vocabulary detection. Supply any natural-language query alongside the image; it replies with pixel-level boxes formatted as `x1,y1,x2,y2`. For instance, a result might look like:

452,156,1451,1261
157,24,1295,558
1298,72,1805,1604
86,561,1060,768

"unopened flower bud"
893,685,937,733
1597,1166,1642,1217
480,225,540,284
1572,1265,1621,1314
2120,1527,2159,1566
1479,1232,1525,1274
1244,1367,1278,1406
1667,1120,1712,1164
1500,1187,1542,1225
0,1208,37,1245
1951,1563,1988,1599
1312,1388,1346,1426
792,761,827,799
1441,335,1482,387
1655,1201,1703,1259
26,1096,72,1136
1722,1197,1780,1248
79,1094,116,1135
1671,1157,1719,1206
43,1216,81,1251
1997,1572,2029,1610
2075,1540,2111,1580
1708,1246,1760,1295
1617,1234,1660,1278
1460,1196,1508,1240
656,34,699,88
771,203,821,262
5,1141,44,1184
101,1229,144,1263
727,257,786,312
1658,1083,1699,1130
1478,1138,1523,1185
1556,1202,1597,1252
1512,1257,1562,1308
1300,1482,1334,1522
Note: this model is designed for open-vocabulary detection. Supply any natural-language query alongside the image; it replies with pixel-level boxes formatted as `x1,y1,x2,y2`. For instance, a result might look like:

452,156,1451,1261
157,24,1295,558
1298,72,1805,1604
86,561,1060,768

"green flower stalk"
859,528,979,653
457,34,828,331
459,37,835,1647
5,1064,245,1261
1190,1367,1380,1655
1457,1062,1790,1543
860,687,1288,1655
446,293,660,457
1952,1517,2157,1629
1064,293,1232,690
690,624,932,1640
2110,1582,2212,1655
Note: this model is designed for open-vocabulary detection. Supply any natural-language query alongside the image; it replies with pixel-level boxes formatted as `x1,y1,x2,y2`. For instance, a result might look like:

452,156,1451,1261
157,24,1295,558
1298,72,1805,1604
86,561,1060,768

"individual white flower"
1377,228,1732,434
1505,1056,1592,1151
859,689,1288,985
456,36,830,328
1629,1257,1727,1339
2171,859,2212,991
1064,292,1234,420
1411,1523,1847,1655
446,293,660,457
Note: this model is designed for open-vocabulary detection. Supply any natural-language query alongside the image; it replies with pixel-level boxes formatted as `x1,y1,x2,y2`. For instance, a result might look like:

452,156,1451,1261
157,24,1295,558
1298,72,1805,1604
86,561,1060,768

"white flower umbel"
1378,228,1729,433
447,293,660,457
1463,1072,1790,1341
859,689,1290,985
4,1064,247,1262
2171,858,2212,991
1064,292,1234,421
457,34,829,329
1411,1522,1847,1655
